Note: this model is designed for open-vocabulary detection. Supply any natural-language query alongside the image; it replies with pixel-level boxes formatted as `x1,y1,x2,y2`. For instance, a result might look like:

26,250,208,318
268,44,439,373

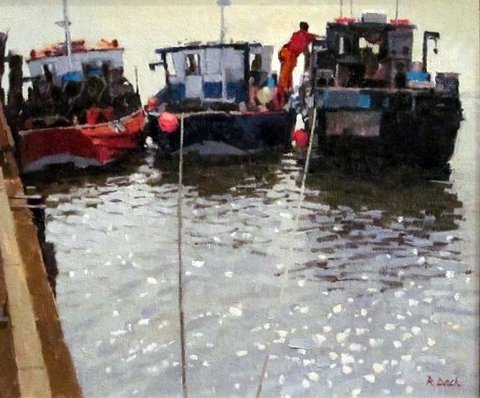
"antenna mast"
340,0,343,17
395,0,400,20
56,0,72,63
350,0,353,17
217,0,231,44
63,0,72,61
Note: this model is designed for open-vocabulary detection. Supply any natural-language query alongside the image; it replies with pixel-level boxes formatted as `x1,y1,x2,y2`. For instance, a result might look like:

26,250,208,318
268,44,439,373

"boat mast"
57,0,73,64
217,0,231,44
64,0,72,61
217,0,231,100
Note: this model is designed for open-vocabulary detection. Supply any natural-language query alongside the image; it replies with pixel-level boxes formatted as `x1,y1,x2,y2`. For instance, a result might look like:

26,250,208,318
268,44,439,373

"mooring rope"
254,106,318,397
281,106,318,296
177,113,188,398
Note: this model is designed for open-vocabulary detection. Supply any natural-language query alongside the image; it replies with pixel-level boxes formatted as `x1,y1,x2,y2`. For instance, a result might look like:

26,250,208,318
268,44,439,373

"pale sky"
1,0,478,98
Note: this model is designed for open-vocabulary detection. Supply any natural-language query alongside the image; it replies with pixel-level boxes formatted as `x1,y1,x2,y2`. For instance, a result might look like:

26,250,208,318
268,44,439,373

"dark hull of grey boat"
147,109,296,156
308,89,462,170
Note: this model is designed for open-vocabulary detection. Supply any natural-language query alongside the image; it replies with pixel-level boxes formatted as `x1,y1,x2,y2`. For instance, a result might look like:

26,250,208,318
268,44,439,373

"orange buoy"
292,129,309,148
158,112,179,133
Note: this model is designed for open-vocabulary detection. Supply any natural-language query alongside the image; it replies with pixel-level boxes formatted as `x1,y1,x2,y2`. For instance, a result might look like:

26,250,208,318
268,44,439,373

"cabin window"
359,37,380,55
166,53,176,76
250,53,262,71
338,36,345,55
185,54,200,75
249,53,267,87
43,64,54,82
102,63,110,76
84,62,104,78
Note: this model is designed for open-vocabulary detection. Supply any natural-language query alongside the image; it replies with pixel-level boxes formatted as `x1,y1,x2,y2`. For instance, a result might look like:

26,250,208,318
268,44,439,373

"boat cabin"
310,12,439,90
150,42,274,106
27,41,124,87
22,39,141,126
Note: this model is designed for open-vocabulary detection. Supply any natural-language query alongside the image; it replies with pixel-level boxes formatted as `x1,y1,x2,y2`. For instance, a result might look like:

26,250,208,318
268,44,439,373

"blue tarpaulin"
406,71,429,81
61,71,83,85
86,68,103,78
323,90,371,109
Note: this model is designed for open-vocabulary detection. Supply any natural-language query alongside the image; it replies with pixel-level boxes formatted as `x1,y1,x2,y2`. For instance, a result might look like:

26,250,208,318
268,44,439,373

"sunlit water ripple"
39,141,478,398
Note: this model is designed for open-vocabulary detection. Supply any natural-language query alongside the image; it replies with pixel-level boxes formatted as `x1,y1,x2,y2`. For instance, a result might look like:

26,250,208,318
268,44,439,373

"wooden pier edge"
0,168,52,397
1,103,83,397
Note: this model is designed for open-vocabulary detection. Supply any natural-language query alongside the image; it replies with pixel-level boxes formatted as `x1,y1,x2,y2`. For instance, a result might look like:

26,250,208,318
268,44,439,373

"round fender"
292,129,309,148
158,112,179,133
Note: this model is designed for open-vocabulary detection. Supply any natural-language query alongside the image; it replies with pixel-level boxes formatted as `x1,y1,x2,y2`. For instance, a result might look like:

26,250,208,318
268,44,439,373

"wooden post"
0,100,14,149
7,53,23,112
0,32,7,105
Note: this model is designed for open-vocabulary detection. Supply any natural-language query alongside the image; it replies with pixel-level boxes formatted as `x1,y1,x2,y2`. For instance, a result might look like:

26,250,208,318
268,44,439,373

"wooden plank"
0,168,52,397
0,306,20,398
2,156,83,397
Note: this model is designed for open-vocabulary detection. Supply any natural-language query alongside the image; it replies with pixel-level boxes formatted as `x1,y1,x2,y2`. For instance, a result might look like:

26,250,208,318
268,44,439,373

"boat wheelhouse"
297,12,462,171
146,42,295,156
27,39,124,88
151,42,274,107
24,38,141,125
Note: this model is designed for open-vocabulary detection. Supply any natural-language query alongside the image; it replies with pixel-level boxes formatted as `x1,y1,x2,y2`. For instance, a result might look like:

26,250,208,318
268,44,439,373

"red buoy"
292,129,309,148
158,112,179,134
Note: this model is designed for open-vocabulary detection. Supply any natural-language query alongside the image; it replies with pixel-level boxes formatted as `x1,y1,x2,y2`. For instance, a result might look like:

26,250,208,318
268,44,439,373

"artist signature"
426,375,461,387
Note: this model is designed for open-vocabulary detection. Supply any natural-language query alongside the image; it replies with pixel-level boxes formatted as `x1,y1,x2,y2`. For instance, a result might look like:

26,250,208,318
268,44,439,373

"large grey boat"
296,12,462,171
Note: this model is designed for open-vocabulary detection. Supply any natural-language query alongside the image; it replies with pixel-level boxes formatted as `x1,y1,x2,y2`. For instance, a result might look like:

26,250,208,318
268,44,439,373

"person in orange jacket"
278,22,318,103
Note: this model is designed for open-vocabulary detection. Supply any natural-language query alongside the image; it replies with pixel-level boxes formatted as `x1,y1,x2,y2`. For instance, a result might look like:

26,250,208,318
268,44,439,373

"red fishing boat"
16,0,144,173
19,110,145,172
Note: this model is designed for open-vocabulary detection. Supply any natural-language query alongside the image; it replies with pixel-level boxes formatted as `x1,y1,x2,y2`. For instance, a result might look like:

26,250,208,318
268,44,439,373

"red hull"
19,110,145,173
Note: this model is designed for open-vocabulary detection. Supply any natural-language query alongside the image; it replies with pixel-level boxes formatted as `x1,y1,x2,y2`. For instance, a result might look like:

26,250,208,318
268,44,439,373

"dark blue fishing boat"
295,11,462,170
145,41,296,156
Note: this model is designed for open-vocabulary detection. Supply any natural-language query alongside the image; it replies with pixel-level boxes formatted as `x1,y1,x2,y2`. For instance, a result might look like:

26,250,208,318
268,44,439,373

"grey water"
29,95,478,397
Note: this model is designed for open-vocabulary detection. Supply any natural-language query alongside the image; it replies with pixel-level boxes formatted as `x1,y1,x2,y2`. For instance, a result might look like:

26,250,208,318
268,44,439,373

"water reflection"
306,169,461,226
32,150,476,397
